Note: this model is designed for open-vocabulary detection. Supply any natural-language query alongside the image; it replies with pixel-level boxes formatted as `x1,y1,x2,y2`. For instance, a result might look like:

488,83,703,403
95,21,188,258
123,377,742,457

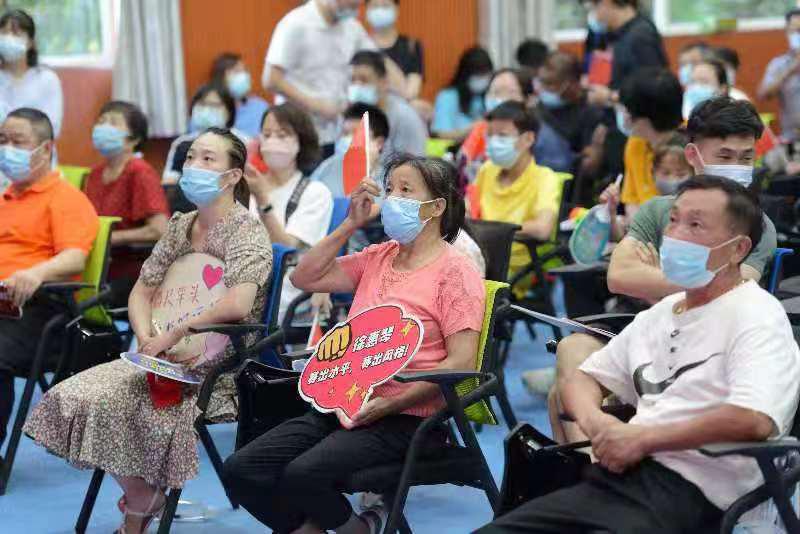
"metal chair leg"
495,368,518,430
0,313,65,495
384,490,413,534
397,512,413,534
75,468,105,533
195,417,238,509
156,488,182,534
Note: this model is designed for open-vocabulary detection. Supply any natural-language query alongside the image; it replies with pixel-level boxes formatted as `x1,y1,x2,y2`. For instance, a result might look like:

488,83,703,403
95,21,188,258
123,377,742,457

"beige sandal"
115,490,166,534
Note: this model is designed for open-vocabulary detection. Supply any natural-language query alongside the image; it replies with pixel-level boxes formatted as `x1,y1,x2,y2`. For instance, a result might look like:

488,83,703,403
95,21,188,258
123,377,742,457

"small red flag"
342,112,370,196
307,310,325,349
755,125,779,158
460,120,488,162
588,50,613,87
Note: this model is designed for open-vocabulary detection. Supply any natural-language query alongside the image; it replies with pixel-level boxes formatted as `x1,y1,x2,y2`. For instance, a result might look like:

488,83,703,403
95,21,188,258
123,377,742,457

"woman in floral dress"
24,128,272,533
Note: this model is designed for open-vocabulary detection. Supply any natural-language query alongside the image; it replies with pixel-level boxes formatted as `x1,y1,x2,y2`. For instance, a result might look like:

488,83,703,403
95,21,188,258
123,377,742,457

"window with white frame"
2,0,118,67
555,0,793,41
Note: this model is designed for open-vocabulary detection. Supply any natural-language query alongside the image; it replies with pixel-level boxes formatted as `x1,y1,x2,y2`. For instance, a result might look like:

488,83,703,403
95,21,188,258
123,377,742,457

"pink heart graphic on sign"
202,265,223,290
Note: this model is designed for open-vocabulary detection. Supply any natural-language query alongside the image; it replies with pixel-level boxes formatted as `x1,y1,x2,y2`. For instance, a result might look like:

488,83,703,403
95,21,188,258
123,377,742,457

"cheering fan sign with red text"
299,305,423,419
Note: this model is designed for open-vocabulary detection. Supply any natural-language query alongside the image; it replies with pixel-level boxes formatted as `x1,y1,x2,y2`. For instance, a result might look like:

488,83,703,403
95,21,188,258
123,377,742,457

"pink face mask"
260,135,299,171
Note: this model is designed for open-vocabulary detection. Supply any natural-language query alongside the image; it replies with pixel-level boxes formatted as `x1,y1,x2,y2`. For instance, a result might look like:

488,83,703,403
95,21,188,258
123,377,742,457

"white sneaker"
521,367,556,396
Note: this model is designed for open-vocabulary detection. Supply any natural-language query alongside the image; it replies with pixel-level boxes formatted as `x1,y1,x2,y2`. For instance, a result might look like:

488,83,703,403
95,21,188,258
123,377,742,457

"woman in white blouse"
0,9,63,137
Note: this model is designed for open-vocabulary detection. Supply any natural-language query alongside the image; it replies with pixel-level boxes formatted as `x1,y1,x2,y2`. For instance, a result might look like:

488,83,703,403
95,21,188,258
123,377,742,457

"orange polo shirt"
0,171,99,279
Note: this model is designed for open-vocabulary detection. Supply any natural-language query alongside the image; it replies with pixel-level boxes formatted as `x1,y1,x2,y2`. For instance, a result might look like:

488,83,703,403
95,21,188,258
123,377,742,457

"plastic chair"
0,216,119,495
258,244,298,367
75,243,296,534
425,138,455,158
58,165,90,191
233,281,511,533
463,219,520,428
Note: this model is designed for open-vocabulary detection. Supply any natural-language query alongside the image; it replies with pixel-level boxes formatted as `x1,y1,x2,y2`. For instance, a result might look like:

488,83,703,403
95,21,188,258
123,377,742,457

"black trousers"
0,296,63,446
222,410,445,533
476,460,722,534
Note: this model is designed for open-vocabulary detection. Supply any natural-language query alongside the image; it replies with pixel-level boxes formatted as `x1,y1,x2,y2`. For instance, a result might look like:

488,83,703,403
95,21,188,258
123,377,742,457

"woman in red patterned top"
83,100,170,304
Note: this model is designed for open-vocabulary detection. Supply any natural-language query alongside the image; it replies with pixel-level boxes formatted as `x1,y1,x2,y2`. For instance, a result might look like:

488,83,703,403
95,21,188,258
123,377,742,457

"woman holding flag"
223,155,486,534
244,103,333,319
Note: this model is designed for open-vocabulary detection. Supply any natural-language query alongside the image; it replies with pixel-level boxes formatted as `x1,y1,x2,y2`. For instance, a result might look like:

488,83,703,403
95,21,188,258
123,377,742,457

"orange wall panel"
179,0,479,105
54,67,112,167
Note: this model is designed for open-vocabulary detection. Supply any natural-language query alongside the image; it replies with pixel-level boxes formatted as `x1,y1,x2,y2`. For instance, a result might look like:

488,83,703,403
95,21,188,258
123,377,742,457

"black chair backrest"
465,219,521,283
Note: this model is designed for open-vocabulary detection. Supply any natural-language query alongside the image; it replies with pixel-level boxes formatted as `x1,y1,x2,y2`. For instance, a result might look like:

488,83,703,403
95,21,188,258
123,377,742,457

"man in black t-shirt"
587,0,668,107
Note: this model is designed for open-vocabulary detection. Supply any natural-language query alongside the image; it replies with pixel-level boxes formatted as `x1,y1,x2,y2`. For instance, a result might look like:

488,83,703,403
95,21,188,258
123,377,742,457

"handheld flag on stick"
342,112,370,196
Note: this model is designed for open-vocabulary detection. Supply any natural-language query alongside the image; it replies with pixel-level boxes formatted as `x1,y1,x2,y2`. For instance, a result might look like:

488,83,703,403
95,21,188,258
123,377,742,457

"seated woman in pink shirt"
222,155,486,534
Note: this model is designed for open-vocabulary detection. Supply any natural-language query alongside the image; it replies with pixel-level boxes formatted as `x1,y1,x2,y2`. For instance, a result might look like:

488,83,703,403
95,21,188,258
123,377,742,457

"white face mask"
690,144,754,188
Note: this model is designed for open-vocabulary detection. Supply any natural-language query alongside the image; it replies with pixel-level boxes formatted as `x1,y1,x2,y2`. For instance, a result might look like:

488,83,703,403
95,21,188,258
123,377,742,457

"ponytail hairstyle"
202,127,250,206
381,154,466,244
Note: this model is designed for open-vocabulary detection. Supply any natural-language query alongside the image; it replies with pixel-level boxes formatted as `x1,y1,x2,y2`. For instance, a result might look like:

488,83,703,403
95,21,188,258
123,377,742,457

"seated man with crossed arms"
477,175,800,533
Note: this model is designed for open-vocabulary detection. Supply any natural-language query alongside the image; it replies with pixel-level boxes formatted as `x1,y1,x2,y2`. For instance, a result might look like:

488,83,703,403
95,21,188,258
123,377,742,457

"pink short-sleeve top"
336,240,486,417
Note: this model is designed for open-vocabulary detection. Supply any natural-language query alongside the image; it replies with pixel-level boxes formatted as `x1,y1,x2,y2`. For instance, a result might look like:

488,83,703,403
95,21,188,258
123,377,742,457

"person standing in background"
585,0,667,109
0,9,62,137
263,0,374,159
210,52,269,138
758,8,800,144
366,0,424,102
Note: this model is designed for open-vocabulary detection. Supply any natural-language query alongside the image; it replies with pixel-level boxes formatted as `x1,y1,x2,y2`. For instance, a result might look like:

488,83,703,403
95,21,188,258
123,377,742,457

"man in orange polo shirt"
0,108,98,447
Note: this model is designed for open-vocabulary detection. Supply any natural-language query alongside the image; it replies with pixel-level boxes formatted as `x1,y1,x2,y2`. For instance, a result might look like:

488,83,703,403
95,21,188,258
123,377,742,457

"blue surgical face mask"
615,106,632,137
191,105,227,131
484,96,504,113
179,166,231,207
660,235,740,289
227,71,251,100
683,83,717,119
0,143,43,182
92,124,127,157
678,63,693,86
538,88,565,109
468,75,491,95
587,11,607,34
691,144,754,188
486,135,520,169
789,31,800,51
348,83,379,105
366,5,397,29
0,34,27,62
381,196,438,245
335,135,352,156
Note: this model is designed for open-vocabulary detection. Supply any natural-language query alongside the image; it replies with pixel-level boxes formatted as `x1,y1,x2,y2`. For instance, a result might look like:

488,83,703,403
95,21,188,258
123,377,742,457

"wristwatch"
259,203,274,214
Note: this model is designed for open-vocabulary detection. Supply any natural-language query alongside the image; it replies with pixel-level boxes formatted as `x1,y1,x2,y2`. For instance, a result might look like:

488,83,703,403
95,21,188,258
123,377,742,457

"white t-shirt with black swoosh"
581,280,800,512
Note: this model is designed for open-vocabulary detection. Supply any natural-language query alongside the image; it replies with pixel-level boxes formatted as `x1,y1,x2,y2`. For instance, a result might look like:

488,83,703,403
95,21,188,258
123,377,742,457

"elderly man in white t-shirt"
477,174,800,533
262,0,374,154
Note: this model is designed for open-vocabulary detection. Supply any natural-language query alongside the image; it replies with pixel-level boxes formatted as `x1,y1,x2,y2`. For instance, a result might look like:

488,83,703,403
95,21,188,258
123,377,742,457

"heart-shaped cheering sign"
299,304,423,419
